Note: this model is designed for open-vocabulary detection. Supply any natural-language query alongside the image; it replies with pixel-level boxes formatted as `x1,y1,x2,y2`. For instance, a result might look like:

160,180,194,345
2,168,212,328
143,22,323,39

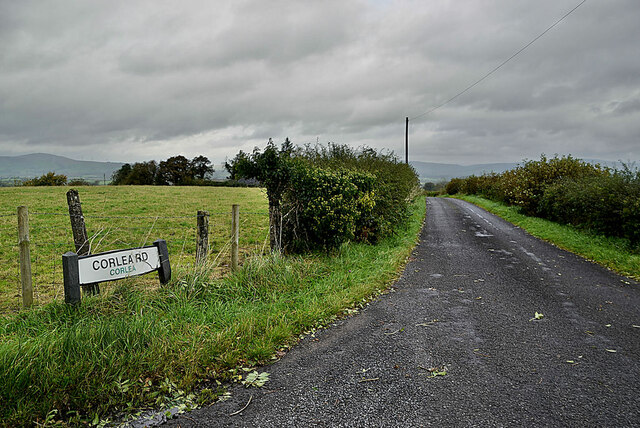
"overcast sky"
1,0,639,165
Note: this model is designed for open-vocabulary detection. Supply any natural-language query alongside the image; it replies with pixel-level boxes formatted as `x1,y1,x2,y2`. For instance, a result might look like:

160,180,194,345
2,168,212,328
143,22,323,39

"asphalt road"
165,197,640,427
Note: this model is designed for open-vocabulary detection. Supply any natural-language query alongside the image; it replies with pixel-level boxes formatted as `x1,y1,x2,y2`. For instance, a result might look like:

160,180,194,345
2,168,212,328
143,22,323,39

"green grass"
0,196,426,426
0,186,269,313
453,195,640,280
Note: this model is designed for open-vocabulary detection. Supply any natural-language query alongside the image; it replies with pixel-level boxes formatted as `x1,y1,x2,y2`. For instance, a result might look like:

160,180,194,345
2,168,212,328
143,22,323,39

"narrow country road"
165,197,640,427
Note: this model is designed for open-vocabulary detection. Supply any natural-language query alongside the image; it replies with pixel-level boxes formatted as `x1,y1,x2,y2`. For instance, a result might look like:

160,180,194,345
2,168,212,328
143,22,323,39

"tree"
158,155,191,185
23,172,68,186
189,155,214,180
226,138,295,251
128,161,158,185
423,182,436,191
68,178,92,186
111,156,214,185
111,163,132,185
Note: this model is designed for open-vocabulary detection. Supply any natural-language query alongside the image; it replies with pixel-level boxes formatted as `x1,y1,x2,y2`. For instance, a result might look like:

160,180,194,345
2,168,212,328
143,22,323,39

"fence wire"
0,208,269,312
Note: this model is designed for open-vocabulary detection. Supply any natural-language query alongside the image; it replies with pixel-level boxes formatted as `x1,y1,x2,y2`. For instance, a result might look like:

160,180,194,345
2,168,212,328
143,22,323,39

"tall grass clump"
0,197,425,426
444,155,639,249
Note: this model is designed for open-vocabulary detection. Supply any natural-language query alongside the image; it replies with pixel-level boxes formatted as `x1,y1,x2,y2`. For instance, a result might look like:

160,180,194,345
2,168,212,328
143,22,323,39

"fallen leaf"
416,319,439,327
530,312,544,321
242,371,270,388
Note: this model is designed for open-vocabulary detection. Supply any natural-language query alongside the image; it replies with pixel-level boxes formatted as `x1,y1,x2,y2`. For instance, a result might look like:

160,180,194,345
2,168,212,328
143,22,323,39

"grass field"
0,186,269,313
453,195,640,280
0,190,426,426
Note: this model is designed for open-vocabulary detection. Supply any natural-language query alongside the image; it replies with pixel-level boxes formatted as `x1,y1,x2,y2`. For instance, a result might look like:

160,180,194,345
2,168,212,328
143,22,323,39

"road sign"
62,239,170,304
78,246,160,284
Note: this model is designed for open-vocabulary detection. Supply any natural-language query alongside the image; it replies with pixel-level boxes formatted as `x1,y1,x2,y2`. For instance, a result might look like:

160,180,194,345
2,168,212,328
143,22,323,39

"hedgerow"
282,165,377,252
538,167,640,246
226,140,419,253
444,155,640,248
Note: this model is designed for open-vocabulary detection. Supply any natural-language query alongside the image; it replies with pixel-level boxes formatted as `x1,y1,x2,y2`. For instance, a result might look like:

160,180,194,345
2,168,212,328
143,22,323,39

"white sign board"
78,246,160,284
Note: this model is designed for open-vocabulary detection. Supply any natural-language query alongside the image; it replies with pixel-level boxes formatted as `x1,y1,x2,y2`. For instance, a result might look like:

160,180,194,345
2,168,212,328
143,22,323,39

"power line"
410,0,587,121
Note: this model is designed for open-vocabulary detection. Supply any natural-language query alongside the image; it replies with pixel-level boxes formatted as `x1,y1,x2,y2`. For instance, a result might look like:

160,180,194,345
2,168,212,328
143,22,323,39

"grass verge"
0,198,425,426
453,195,639,280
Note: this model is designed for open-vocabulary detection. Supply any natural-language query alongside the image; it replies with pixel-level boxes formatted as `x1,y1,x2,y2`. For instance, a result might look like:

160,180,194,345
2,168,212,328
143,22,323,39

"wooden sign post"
62,239,171,305
66,189,99,295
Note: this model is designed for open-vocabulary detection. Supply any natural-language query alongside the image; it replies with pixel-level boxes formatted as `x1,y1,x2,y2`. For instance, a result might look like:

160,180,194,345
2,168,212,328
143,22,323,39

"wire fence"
0,207,270,312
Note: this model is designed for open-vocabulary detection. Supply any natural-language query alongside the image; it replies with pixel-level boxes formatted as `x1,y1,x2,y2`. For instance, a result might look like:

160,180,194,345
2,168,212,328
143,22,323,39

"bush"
444,155,608,214
68,178,92,186
23,172,67,186
443,155,639,248
503,155,608,215
226,141,420,253
445,178,464,195
297,143,420,240
539,167,640,247
282,165,376,252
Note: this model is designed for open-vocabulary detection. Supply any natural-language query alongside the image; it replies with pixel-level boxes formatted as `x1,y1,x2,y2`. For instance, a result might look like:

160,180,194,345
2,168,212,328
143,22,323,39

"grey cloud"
1,0,639,165
117,1,361,75
609,97,640,116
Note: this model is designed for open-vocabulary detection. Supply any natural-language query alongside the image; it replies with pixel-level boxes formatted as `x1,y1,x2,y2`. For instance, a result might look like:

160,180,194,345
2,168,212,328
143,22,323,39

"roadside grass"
452,195,640,280
0,186,269,313
0,197,425,426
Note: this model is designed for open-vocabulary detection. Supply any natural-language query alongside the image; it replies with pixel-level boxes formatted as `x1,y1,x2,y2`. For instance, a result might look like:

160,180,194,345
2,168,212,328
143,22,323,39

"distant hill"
1,153,627,185
0,153,233,184
0,153,124,182
410,161,518,182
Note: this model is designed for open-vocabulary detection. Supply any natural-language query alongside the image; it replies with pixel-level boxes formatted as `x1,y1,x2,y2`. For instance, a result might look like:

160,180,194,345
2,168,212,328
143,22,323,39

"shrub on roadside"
445,178,464,195
226,141,420,253
298,143,419,242
539,167,640,246
503,155,608,215
282,165,377,252
443,154,639,248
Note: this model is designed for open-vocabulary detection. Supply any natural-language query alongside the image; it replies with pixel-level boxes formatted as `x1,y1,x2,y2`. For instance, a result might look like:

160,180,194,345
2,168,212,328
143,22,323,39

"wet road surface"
165,197,640,427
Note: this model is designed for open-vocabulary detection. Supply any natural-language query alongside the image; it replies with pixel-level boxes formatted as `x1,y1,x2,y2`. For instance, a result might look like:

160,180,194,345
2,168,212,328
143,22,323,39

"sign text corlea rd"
62,240,171,304
79,246,160,283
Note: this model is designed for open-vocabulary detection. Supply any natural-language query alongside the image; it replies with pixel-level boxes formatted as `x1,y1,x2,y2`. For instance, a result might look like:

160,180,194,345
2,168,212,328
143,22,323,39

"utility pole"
405,117,409,164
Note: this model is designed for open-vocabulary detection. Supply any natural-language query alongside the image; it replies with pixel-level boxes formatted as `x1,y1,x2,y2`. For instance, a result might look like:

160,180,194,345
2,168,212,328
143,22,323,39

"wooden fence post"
196,210,209,264
231,204,239,271
17,206,33,308
66,189,99,295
